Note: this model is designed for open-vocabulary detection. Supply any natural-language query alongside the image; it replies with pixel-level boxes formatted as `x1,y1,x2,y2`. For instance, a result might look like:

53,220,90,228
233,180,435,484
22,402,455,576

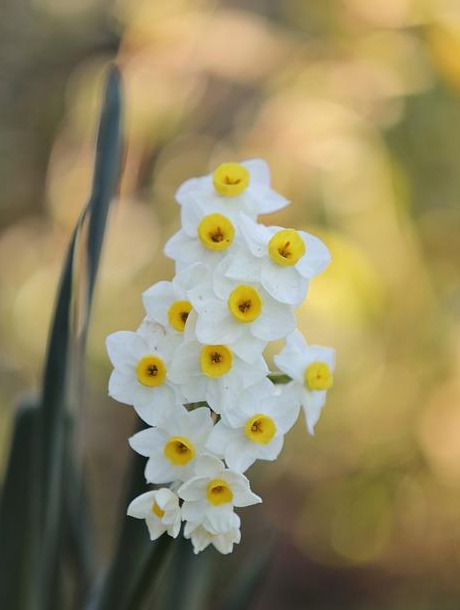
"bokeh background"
2,0,460,608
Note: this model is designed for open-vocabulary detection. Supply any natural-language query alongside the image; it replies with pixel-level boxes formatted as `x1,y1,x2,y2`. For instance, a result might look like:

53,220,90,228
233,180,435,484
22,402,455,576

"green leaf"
88,450,174,610
217,541,274,610
0,401,40,610
31,65,123,610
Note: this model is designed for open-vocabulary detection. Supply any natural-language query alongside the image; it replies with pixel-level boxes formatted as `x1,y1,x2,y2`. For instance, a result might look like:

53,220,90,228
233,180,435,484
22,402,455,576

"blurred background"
1,0,460,608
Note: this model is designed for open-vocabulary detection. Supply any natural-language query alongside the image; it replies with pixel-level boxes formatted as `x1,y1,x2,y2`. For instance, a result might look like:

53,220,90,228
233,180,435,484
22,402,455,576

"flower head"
168,328,269,413
184,521,241,555
189,261,296,363
274,330,336,434
223,214,331,306
164,203,239,270
106,323,181,425
175,159,289,219
127,488,181,540
143,264,206,334
178,455,261,534
129,406,214,484
207,382,299,472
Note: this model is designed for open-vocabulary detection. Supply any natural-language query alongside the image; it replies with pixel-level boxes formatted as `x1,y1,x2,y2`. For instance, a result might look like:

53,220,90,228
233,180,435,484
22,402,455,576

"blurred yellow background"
1,0,460,607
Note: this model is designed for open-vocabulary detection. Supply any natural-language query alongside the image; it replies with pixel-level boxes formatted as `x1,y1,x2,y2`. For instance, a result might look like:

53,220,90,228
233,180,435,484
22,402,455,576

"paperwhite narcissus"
142,263,207,334
106,158,336,555
188,269,296,364
178,455,261,535
206,382,299,473
184,521,241,555
164,203,242,271
127,488,181,540
168,337,269,414
175,159,289,219
129,407,214,484
274,330,336,434
106,324,181,426
223,214,331,306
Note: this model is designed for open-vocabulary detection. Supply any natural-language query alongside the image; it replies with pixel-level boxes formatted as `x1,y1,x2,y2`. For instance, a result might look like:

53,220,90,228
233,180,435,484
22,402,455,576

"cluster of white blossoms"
106,160,335,555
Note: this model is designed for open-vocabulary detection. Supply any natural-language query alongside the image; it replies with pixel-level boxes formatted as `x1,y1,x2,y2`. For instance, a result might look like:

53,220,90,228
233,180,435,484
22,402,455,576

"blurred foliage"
1,0,460,608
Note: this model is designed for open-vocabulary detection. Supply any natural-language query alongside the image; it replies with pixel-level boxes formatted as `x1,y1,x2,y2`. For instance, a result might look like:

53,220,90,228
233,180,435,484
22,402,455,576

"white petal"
164,230,207,265
146,515,167,541
222,472,262,507
231,333,266,364
254,189,290,214
251,295,296,341
206,422,240,458
204,506,240,535
108,369,139,405
142,281,175,327
242,159,270,188
181,499,208,522
127,491,156,518
133,384,177,426
195,306,242,345
260,262,309,306
173,262,210,296
106,331,145,368
296,231,331,278
168,342,201,384
237,213,269,258
178,477,208,502
129,428,165,457
225,437,258,473
254,435,284,461
193,454,225,478
224,248,262,284
145,454,178,484
302,390,327,435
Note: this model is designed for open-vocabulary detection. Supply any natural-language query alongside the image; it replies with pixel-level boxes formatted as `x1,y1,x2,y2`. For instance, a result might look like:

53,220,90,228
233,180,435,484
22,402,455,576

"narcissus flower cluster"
107,160,335,555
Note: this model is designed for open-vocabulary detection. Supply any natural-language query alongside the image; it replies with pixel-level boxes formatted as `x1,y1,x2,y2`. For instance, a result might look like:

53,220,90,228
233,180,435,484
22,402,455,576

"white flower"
129,406,214,484
127,488,181,540
178,455,261,535
142,263,206,334
223,214,331,306
168,335,269,414
184,521,241,555
188,263,296,364
175,159,289,219
274,330,335,434
207,382,299,472
106,323,181,425
164,202,239,270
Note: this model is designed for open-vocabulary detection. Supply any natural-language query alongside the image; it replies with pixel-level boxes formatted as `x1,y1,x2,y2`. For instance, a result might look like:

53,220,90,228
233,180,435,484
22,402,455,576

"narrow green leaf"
89,450,174,610
217,541,274,610
153,536,214,610
32,65,123,610
0,401,40,610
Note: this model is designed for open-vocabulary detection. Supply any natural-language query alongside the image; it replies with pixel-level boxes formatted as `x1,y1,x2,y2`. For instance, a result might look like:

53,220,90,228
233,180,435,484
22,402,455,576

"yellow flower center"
244,414,276,444
200,345,233,378
136,355,166,387
213,162,250,197
151,502,165,519
168,300,192,332
198,213,235,251
207,479,234,506
305,362,333,391
228,285,262,323
268,229,305,267
164,436,195,466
